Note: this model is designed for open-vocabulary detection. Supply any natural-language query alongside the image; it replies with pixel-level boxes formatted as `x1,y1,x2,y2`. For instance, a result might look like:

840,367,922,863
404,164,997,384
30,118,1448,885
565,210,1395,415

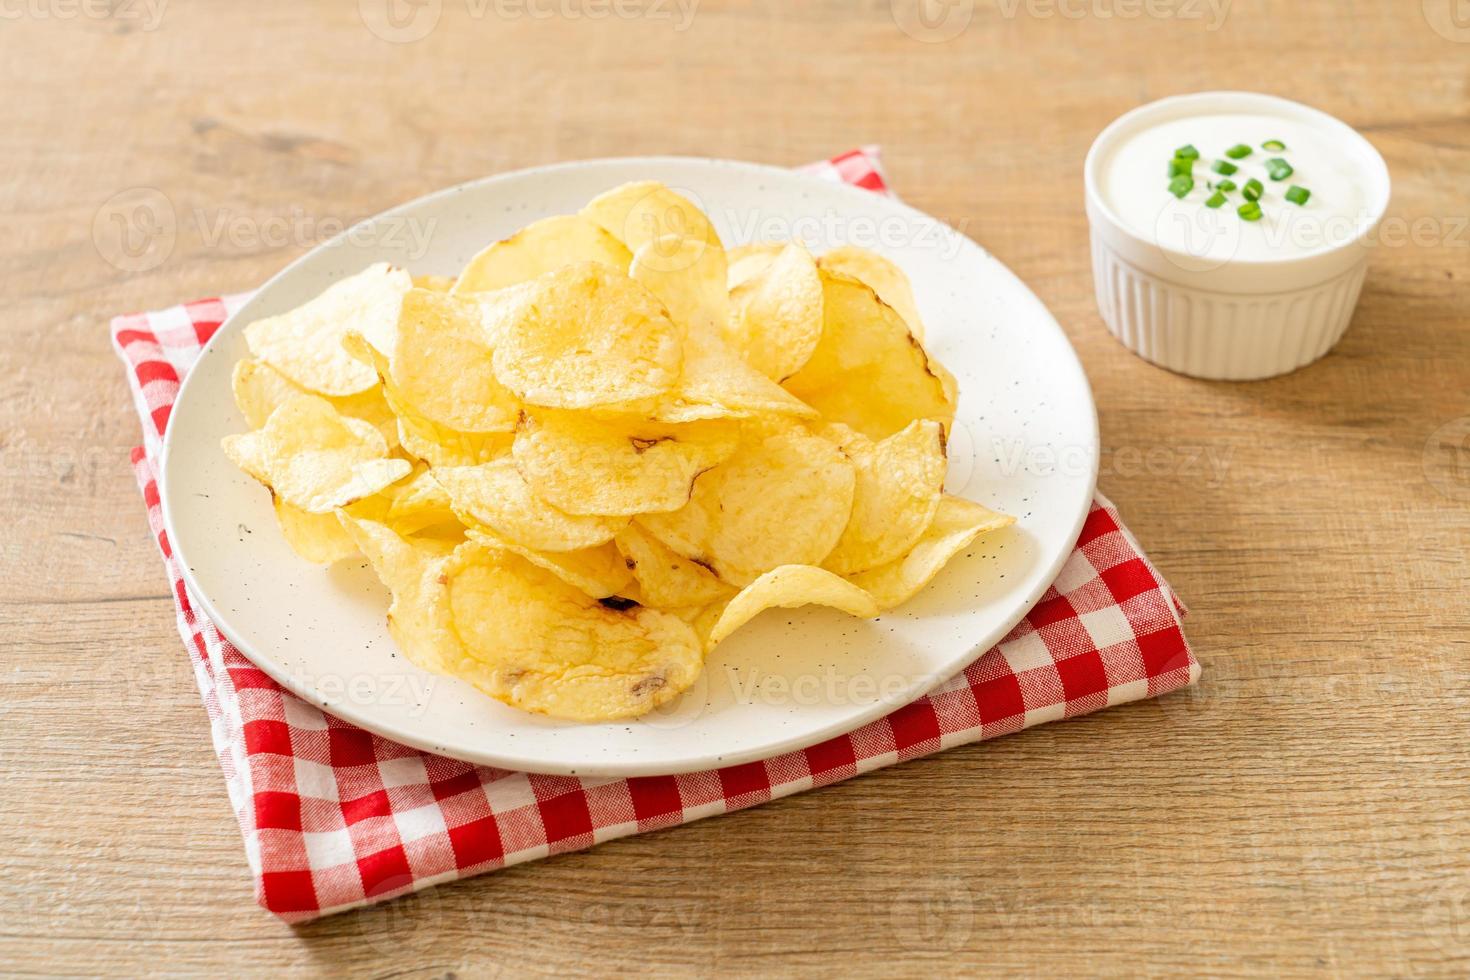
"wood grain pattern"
2,0,1468,974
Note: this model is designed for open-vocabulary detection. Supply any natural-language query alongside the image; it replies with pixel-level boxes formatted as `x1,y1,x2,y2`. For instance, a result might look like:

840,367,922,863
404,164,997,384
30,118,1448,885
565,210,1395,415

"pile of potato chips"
222,181,1013,722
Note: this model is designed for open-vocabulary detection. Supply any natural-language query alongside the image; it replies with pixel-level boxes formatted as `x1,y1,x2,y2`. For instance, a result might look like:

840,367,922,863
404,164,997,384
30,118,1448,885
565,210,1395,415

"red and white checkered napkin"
112,148,1199,922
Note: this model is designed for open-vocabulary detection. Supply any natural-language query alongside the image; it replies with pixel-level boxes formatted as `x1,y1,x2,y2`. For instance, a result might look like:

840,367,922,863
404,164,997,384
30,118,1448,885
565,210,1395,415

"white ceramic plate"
162,157,1097,777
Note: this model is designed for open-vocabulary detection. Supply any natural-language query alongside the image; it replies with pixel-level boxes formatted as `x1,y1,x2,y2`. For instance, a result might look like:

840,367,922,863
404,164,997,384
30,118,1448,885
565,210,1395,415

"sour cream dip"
1084,92,1390,380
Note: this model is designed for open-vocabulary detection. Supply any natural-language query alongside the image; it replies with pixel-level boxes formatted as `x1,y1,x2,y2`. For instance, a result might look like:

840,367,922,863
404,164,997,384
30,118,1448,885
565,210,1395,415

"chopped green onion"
1175,144,1200,161
1265,158,1294,181
1225,144,1253,159
1285,185,1312,206
1262,139,1286,151
1238,201,1264,222
1168,158,1194,178
1217,179,1238,192
1205,190,1228,209
1168,175,1194,199
1242,178,1264,202
1212,159,1239,176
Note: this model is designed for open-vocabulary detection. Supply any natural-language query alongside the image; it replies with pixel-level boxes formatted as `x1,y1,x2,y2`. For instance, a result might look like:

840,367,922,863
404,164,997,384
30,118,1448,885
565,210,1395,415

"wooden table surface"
4,0,1468,975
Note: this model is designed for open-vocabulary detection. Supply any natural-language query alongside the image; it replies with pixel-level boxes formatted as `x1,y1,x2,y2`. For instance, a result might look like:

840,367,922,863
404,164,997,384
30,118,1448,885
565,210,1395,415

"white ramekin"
1084,92,1391,381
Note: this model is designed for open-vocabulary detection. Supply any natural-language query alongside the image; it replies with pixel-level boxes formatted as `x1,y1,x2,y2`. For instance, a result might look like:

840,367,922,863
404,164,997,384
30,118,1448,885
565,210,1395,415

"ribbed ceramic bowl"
1085,92,1390,380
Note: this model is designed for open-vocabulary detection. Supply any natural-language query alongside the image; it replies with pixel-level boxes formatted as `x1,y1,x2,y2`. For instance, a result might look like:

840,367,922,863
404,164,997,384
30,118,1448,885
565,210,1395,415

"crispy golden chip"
273,500,361,564
412,274,455,292
382,376,515,468
452,214,632,294
232,357,399,449
581,180,722,256
820,419,947,575
615,523,732,609
337,513,459,674
376,464,459,534
650,323,818,422
443,543,703,721
466,527,632,599
244,263,410,396
512,410,738,517
389,288,519,433
433,457,627,552
726,243,823,381
638,424,855,586
783,271,955,440
726,242,785,290
629,234,728,338
818,246,925,341
222,395,411,513
479,262,682,410
847,495,1015,610
707,564,879,647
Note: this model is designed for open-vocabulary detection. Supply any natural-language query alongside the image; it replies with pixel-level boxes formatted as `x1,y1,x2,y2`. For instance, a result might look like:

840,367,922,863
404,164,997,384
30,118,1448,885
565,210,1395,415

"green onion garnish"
1175,144,1200,161
1238,201,1264,222
1205,190,1228,209
1225,144,1253,159
1168,175,1194,199
1265,158,1294,181
1168,158,1193,178
1242,178,1264,202
1212,160,1239,176
1217,179,1237,192
1285,185,1311,206
1262,139,1286,151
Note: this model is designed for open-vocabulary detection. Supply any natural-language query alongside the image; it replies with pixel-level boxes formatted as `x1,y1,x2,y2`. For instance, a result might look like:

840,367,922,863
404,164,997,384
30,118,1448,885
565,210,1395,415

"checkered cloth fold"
111,148,1198,922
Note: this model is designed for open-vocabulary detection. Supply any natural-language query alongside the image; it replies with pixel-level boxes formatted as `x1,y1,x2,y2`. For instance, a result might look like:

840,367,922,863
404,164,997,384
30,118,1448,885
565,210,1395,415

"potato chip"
377,464,459,534
783,271,955,440
726,242,823,381
847,495,1014,610
707,564,879,647
388,288,519,433
726,242,785,290
244,263,410,396
222,395,411,513
433,457,627,552
582,180,722,256
638,424,855,586
412,274,455,292
818,245,925,341
820,419,947,575
337,513,459,674
651,322,817,422
452,215,632,294
467,527,632,599
615,523,732,609
273,500,361,564
629,234,728,338
442,543,703,720
232,358,399,450
513,410,738,517
479,262,683,410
